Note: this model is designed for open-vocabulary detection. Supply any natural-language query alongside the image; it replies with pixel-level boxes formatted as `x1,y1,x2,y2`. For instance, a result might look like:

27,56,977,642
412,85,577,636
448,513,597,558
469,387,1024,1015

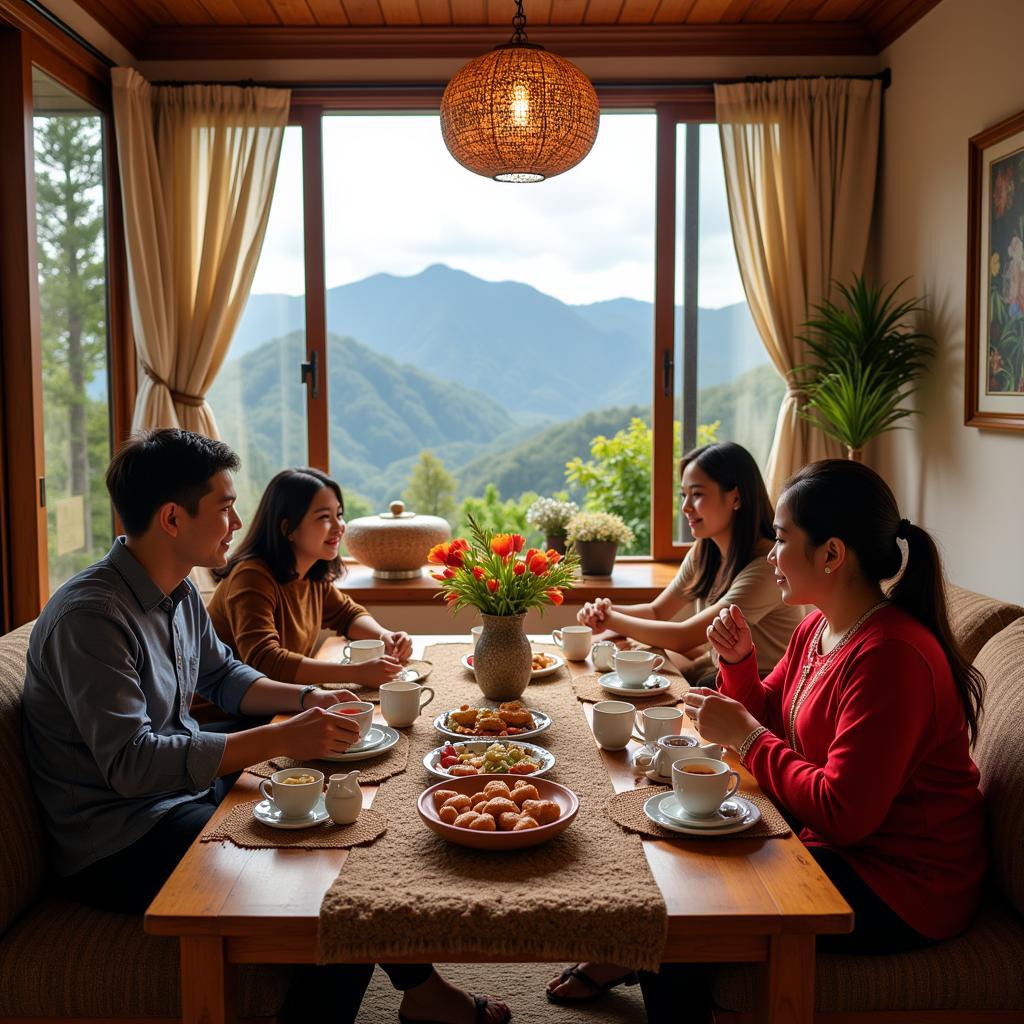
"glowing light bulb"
511,84,530,126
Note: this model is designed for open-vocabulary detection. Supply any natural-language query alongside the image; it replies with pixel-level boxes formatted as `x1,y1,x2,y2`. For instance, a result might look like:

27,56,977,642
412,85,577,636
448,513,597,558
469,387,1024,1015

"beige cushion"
946,583,1024,663
973,620,1024,915
0,623,47,933
0,897,290,1017
711,900,1024,1012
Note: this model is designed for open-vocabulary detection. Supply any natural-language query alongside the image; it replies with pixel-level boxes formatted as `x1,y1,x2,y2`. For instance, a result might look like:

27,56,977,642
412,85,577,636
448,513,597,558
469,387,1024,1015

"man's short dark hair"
106,429,240,536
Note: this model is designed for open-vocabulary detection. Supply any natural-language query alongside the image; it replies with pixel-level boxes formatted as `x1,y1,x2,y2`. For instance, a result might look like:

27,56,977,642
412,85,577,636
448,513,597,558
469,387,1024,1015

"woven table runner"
606,786,791,840
318,643,668,971
201,801,388,849
457,642,572,687
571,671,690,708
245,731,410,786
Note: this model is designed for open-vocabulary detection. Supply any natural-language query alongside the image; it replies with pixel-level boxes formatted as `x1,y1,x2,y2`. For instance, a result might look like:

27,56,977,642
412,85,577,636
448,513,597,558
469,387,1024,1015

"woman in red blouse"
688,459,986,947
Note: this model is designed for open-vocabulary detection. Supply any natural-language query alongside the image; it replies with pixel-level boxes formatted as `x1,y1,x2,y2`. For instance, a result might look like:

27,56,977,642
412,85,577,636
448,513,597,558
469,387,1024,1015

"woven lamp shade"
440,46,600,183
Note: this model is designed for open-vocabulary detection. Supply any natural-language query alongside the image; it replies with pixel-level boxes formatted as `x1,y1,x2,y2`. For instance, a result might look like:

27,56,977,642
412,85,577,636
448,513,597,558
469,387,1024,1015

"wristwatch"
298,684,317,710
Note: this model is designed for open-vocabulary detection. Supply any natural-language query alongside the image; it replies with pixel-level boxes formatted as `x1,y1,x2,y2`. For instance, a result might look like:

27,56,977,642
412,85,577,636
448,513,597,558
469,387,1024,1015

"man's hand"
338,656,404,686
303,688,359,710
380,630,413,663
275,706,361,760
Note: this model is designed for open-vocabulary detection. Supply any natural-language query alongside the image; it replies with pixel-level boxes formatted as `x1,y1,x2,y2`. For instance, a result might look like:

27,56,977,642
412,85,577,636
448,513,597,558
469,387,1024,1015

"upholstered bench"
0,622,290,1021
711,586,1024,1023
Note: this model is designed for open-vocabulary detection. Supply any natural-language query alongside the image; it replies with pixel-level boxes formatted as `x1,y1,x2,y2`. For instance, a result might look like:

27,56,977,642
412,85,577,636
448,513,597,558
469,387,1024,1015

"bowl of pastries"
417,774,579,850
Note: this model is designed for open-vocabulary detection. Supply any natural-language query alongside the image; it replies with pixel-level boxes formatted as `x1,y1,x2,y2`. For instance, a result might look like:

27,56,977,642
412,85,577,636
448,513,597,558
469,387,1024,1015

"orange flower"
443,567,456,579
528,552,549,575
427,541,466,569
430,571,447,581
444,591,459,604
487,578,500,594
546,549,562,564
546,588,564,606
472,566,486,581
512,561,526,576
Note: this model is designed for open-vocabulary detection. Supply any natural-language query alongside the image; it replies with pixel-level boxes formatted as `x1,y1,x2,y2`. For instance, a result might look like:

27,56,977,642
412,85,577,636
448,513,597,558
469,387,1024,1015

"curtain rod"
22,0,115,68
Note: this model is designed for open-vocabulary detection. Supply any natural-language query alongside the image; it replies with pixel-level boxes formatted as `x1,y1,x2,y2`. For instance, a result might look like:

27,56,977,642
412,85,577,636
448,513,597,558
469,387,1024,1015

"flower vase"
474,612,531,701
846,446,864,462
545,533,567,556
576,540,618,577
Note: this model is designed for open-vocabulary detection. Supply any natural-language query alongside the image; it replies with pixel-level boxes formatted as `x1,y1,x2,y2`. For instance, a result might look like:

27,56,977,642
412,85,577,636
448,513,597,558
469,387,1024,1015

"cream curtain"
715,78,882,500
111,67,289,437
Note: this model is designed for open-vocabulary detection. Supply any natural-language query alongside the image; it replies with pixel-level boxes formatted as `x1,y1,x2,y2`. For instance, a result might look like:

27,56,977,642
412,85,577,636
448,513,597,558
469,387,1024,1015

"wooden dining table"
145,636,852,1024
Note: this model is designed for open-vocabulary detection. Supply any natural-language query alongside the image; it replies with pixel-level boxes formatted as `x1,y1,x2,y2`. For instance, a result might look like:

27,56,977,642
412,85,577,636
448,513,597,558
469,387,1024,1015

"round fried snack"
468,814,497,831
498,812,522,831
482,796,519,817
448,765,479,777
521,799,561,825
433,789,458,809
442,794,472,813
438,805,458,824
513,815,540,830
470,791,490,809
510,784,540,807
482,780,512,799
453,811,480,828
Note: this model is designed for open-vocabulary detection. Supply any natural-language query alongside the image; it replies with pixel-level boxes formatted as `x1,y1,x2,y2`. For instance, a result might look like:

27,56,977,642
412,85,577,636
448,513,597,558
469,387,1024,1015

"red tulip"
490,534,514,558
443,567,456,579
546,588,564,606
487,578,500,594
430,571,447,582
546,549,562,564
427,540,466,568
512,561,526,576
528,553,549,575
472,566,486,581
445,591,459,605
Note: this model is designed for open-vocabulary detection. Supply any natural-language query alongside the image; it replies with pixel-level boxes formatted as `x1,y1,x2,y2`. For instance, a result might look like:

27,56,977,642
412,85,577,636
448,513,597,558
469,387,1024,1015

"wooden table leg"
753,933,815,1024
180,935,237,1024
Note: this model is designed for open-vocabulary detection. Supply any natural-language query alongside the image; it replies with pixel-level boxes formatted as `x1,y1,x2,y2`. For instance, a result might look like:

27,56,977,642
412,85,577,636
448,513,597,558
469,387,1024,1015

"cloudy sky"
250,113,746,311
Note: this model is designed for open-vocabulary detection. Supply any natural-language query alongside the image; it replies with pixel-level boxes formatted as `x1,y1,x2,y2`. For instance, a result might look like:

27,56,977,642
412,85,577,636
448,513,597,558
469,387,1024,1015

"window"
32,68,113,593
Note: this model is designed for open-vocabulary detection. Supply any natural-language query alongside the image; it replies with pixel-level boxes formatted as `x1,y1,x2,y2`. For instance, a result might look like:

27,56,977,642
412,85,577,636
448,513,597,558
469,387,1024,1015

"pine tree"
403,451,457,522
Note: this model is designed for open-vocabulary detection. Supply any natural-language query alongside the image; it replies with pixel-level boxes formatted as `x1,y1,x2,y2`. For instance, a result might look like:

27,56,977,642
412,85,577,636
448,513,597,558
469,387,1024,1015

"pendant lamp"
440,0,600,183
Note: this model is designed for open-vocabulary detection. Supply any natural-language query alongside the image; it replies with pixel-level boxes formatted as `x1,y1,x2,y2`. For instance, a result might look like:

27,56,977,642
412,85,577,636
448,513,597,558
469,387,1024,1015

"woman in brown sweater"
208,468,411,689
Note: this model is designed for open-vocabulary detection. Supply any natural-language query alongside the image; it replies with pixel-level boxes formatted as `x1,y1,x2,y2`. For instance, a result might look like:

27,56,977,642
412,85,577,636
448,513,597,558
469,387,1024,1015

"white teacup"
613,649,665,685
591,700,637,751
341,639,386,664
633,733,700,776
591,640,617,671
470,625,483,649
327,700,375,742
632,706,684,745
672,757,740,818
259,768,324,819
552,625,592,661
379,680,435,728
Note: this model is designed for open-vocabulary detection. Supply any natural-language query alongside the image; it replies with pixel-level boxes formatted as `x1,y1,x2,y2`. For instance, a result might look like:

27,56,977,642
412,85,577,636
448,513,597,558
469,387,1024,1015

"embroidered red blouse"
719,604,986,940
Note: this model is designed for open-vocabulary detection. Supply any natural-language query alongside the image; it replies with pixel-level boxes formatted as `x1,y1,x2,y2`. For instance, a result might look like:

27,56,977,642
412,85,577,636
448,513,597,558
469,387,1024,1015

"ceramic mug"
551,625,592,660
341,639,385,664
327,700,375,742
470,625,483,649
631,705,684,745
591,700,637,751
379,680,435,728
259,768,324,819
591,640,617,671
613,649,665,685
672,757,740,818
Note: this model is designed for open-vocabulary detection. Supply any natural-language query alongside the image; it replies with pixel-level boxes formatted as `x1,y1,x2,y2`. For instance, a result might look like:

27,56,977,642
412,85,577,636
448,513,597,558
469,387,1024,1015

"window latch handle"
662,349,674,398
300,350,320,399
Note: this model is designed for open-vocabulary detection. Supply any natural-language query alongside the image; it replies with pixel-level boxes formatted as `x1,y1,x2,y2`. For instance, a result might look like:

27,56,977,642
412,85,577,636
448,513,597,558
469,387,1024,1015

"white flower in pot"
565,511,635,577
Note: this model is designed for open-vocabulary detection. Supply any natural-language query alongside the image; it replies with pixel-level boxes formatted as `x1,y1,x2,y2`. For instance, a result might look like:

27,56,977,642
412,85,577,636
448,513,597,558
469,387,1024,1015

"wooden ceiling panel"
195,0,249,24
415,0,452,24
339,0,384,23
304,0,350,23
651,0,701,24
740,0,793,21
379,0,421,23
616,0,660,22
268,0,317,23
584,1,627,23
450,0,485,23
687,0,754,23
776,0,829,21
547,0,588,24
810,0,866,20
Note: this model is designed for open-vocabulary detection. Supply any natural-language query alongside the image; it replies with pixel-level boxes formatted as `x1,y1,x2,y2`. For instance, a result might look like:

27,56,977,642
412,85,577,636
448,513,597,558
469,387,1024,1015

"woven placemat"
245,731,410,785
606,786,791,840
571,672,690,708
201,801,388,849
318,643,668,972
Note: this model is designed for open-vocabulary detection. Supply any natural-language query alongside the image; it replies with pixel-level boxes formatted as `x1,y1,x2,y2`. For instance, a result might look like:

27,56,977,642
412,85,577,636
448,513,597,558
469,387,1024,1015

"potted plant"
792,274,935,461
565,511,634,577
428,515,579,701
525,496,578,554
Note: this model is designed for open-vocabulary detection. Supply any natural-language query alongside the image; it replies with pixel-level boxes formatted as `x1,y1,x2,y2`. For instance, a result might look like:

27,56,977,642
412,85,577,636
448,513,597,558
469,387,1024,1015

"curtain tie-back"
785,385,807,402
143,366,205,408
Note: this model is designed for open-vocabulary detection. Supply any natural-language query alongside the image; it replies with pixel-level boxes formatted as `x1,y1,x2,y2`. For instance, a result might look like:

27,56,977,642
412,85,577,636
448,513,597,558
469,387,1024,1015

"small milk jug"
325,771,362,825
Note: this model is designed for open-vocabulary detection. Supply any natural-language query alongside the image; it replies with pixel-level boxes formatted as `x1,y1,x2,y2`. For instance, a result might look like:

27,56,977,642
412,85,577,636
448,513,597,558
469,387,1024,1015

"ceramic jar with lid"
343,500,451,579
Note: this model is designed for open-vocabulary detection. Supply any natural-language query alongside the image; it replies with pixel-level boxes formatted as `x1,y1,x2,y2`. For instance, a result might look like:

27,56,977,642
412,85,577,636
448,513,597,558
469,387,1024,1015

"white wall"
872,0,1024,604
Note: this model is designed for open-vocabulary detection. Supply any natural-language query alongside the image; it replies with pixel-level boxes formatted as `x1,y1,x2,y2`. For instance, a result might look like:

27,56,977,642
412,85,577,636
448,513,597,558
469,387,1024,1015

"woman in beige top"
578,441,804,682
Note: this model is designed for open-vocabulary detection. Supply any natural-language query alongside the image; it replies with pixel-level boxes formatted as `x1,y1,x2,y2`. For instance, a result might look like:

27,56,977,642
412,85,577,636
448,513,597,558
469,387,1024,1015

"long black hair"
681,442,775,603
782,459,984,744
214,468,346,584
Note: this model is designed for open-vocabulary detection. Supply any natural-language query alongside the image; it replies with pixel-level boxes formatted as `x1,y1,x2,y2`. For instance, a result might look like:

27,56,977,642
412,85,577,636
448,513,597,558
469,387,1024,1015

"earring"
824,567,832,575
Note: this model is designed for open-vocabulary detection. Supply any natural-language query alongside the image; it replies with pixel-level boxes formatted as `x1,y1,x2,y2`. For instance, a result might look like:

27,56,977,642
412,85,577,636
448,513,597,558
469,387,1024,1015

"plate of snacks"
423,739,556,780
433,701,552,741
417,775,579,850
461,651,565,679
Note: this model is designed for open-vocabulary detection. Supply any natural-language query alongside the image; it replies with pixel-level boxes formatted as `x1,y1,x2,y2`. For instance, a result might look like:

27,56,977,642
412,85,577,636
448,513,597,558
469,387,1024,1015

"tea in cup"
341,639,386,664
379,680,435,728
613,649,665,686
259,768,324,819
632,706,684,745
551,625,592,661
591,640,617,671
328,700,375,742
633,733,698,776
672,757,740,818
591,700,637,751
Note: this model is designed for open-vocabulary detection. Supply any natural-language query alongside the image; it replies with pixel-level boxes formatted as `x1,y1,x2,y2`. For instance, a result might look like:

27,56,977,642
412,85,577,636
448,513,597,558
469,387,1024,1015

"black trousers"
638,844,936,1023
64,724,432,1023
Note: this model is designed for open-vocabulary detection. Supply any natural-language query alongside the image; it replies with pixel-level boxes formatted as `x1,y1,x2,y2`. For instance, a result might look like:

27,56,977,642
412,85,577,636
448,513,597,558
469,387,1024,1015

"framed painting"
966,107,1024,430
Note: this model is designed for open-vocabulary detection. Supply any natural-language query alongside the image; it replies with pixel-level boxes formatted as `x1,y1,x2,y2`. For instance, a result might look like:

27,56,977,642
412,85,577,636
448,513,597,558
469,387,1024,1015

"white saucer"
253,795,331,830
599,672,672,696
321,725,401,762
642,792,761,836
345,726,386,753
658,794,749,828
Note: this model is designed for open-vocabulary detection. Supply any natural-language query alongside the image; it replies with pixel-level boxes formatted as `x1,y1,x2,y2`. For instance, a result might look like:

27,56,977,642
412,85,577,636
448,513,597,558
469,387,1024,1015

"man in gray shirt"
22,429,510,1024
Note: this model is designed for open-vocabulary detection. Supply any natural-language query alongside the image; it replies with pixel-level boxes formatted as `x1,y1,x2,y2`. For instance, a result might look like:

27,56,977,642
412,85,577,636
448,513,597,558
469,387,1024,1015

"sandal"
399,992,511,1024
545,964,640,1005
